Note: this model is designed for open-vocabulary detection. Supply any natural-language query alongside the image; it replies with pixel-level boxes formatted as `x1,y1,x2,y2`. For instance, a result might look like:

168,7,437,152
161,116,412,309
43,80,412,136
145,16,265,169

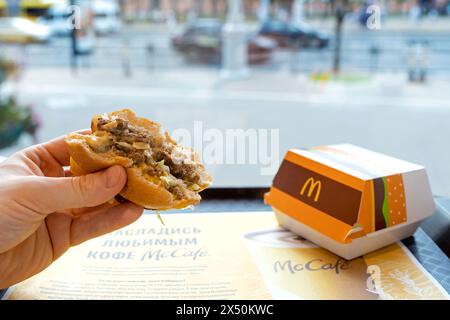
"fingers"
39,129,91,166
67,201,116,218
7,129,91,176
70,202,144,246
22,165,127,214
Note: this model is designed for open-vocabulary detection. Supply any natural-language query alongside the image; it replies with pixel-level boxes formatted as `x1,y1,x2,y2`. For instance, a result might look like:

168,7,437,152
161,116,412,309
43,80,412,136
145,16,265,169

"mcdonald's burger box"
265,144,435,260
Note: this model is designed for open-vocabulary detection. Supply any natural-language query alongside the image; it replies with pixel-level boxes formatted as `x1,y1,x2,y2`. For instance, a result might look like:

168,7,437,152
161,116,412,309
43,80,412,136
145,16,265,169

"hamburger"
65,109,212,210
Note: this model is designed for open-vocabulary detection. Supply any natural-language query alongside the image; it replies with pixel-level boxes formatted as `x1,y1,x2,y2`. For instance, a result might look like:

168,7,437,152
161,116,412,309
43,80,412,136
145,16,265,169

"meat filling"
153,149,201,184
88,116,202,200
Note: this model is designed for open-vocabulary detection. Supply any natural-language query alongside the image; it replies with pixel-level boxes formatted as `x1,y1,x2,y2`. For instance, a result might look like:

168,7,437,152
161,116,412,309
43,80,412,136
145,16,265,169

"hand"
0,133,144,289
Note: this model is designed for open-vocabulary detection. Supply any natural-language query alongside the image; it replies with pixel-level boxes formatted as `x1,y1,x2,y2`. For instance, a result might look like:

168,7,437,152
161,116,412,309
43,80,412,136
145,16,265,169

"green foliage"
0,58,39,149
0,97,37,148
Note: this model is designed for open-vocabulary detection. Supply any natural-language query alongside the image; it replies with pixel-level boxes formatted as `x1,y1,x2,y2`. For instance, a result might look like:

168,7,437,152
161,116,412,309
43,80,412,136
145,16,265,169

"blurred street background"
1,0,450,195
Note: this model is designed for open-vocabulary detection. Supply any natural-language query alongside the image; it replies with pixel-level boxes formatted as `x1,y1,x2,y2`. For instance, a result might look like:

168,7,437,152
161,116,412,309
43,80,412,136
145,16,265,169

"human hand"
0,133,144,289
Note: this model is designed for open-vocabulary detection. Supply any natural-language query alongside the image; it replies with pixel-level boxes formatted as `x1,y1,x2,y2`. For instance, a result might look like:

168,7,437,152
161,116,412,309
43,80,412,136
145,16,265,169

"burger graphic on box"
265,144,435,260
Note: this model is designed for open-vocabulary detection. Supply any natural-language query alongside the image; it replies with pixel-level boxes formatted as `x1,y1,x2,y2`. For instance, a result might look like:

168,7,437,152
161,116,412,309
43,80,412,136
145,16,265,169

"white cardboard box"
265,144,435,260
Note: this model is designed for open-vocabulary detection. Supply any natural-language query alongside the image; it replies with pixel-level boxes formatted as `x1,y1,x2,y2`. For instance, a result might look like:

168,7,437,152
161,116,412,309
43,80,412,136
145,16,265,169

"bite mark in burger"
65,109,212,211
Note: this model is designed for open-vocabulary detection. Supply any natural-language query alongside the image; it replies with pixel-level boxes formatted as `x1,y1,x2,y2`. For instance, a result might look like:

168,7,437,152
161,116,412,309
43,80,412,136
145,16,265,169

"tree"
330,0,351,74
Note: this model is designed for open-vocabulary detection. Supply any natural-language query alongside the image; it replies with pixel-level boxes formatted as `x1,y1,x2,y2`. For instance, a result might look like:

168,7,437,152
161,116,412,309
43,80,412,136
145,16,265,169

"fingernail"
105,166,125,188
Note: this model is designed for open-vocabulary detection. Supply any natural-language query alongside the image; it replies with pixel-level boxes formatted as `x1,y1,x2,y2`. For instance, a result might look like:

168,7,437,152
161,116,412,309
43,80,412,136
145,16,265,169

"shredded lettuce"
156,211,165,225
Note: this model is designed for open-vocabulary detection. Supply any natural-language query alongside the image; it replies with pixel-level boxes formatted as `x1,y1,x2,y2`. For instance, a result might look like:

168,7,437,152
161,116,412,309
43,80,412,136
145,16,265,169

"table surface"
1,197,449,299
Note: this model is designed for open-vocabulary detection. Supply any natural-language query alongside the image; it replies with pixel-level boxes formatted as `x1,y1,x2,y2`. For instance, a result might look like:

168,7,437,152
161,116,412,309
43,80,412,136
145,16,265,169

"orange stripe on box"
386,174,407,227
266,187,353,244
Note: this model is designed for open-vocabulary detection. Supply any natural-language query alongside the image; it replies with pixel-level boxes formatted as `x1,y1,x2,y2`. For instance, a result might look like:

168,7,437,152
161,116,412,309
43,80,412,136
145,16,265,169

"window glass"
0,0,449,196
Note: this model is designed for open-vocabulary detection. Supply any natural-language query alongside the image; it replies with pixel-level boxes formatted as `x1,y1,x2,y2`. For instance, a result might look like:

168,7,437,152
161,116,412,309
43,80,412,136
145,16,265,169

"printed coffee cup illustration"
243,229,378,299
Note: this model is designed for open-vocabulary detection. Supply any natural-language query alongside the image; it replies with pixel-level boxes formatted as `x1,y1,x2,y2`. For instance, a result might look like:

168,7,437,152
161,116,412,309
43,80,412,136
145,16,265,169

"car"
38,2,72,37
39,0,120,37
92,0,121,36
37,2,95,55
0,0,7,17
172,19,277,65
0,17,51,44
259,20,329,49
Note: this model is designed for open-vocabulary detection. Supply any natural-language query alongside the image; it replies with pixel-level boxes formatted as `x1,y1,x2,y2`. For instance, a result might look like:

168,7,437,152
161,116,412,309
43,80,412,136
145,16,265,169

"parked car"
38,2,72,37
39,0,120,37
19,0,62,21
0,17,51,44
172,19,277,65
259,20,329,49
92,0,121,35
0,0,7,17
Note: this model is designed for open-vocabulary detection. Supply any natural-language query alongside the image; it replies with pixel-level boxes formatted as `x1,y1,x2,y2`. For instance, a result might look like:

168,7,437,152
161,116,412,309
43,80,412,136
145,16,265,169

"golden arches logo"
300,178,322,202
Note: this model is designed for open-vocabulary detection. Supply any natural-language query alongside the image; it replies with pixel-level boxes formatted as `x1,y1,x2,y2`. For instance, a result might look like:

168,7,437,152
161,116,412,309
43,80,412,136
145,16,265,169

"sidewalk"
2,66,450,196
9,67,450,110
126,16,450,34
305,16,450,33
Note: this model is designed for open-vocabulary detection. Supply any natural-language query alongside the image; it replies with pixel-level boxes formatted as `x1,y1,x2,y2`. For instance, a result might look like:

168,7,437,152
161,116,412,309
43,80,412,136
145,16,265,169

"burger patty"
94,116,201,186
98,117,151,144
153,149,201,184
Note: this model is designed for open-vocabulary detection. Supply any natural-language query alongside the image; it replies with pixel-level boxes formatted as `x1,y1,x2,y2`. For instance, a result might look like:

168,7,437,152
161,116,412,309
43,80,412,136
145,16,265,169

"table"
1,194,449,299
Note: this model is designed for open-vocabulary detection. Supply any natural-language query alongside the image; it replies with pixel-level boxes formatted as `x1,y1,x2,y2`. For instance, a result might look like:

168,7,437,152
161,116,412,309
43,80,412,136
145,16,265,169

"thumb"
27,165,127,214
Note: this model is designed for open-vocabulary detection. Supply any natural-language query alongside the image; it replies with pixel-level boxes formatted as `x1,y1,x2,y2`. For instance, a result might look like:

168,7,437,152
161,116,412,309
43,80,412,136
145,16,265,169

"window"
1,1,449,196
